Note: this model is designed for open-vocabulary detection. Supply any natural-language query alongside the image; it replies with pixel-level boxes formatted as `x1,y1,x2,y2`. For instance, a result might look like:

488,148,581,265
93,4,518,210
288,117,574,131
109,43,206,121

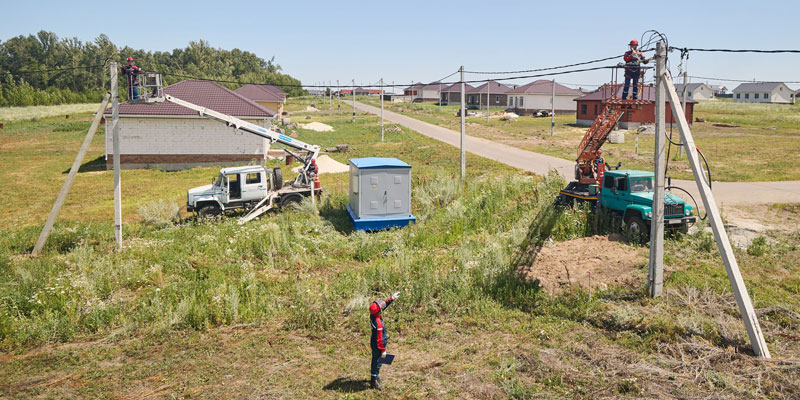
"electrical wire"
670,47,800,54
688,75,800,84
666,185,706,221
0,62,108,76
462,53,630,75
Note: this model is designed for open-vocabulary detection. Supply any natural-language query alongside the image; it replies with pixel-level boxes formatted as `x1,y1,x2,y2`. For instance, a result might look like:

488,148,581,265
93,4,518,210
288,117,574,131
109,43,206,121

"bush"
138,200,179,228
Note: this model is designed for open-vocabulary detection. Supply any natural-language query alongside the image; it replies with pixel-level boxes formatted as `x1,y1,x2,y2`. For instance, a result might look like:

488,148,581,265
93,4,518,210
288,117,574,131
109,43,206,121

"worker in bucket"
121,56,142,100
593,149,606,177
369,291,400,390
621,40,649,100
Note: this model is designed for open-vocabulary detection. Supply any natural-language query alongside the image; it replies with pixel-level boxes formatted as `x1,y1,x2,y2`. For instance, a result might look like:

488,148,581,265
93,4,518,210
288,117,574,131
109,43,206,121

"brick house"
103,80,275,171
440,82,475,105
575,84,694,129
506,80,582,115
466,81,512,109
234,84,286,115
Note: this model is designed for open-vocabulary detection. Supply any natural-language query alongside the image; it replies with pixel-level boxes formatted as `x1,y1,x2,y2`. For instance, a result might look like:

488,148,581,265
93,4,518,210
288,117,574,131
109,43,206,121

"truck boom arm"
164,94,320,168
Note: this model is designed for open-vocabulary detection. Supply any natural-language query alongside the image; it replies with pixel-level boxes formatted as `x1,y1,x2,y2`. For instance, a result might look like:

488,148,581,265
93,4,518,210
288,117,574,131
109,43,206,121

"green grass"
0,103,103,122
0,100,799,398
360,97,800,182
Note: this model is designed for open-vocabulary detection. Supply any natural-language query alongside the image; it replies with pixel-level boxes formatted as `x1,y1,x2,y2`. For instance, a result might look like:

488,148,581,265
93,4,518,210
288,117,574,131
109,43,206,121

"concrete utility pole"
352,79,356,123
662,70,771,359
680,70,688,157
110,62,123,250
438,82,442,112
460,66,466,180
649,42,666,297
551,79,555,137
329,80,332,109
32,94,111,255
487,80,491,123
337,79,341,113
380,78,385,142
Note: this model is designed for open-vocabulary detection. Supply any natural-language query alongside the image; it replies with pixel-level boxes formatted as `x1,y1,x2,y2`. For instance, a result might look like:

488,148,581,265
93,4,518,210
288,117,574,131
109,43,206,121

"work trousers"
370,347,382,380
622,70,640,100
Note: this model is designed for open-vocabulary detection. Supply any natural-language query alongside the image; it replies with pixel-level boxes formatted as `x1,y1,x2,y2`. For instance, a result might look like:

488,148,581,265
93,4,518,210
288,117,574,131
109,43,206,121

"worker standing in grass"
369,292,400,390
121,56,141,100
622,40,649,100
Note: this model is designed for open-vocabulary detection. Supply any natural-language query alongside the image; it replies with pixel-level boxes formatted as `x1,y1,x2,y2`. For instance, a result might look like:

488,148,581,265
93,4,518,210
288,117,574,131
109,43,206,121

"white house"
708,84,728,96
732,82,793,104
403,82,442,102
673,83,714,101
505,80,582,115
103,80,275,171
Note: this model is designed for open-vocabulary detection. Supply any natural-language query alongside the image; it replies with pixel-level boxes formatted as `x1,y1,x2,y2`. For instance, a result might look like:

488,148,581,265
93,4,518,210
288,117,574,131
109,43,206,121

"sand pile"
291,155,348,174
517,234,647,294
304,106,319,112
300,122,334,132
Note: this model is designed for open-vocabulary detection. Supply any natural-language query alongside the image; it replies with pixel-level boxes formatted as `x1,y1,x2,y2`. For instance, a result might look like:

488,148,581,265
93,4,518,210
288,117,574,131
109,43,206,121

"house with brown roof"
574,84,694,129
103,80,275,170
440,83,474,105
466,81,513,109
506,80,582,115
235,84,286,115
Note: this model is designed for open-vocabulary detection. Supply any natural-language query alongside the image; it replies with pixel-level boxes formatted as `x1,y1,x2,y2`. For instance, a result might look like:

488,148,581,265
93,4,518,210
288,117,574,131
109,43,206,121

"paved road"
350,100,800,206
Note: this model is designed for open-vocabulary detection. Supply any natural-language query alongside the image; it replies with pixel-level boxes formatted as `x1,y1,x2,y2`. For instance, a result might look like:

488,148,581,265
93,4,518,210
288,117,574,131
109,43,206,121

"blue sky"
2,0,799,91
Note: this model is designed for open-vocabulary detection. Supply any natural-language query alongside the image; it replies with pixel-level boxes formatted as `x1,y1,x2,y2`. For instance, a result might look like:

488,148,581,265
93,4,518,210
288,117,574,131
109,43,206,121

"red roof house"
103,80,276,170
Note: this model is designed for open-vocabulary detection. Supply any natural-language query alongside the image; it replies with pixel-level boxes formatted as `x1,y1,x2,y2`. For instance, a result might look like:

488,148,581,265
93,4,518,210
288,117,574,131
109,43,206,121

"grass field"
358,97,800,182
0,103,103,122
1,101,799,398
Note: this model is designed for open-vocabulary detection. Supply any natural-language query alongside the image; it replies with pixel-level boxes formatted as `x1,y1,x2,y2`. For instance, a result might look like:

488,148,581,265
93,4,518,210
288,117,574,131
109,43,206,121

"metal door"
241,171,267,202
361,171,388,216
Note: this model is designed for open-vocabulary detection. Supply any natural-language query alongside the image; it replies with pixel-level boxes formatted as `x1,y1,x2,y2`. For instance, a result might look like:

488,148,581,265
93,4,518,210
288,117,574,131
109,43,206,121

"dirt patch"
518,234,648,295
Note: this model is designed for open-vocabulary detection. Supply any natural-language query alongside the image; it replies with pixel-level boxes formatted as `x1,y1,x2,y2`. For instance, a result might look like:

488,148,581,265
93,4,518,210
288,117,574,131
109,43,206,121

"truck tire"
197,203,221,219
624,213,648,242
280,194,303,209
272,168,283,190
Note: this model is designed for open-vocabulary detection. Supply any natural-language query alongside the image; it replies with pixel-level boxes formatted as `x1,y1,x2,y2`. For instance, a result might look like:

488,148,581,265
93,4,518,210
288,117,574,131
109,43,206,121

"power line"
688,75,800,84
671,47,800,54
462,53,636,75
0,63,108,76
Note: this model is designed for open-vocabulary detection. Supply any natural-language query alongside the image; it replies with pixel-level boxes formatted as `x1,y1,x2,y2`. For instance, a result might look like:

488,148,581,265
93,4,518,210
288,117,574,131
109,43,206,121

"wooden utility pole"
110,62,123,250
32,94,111,255
649,42,666,297
662,69,771,359
459,66,466,180
550,79,555,136
380,78,385,142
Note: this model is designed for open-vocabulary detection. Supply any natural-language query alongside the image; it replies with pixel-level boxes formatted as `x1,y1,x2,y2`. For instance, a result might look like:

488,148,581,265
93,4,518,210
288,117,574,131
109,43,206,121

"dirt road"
350,101,800,206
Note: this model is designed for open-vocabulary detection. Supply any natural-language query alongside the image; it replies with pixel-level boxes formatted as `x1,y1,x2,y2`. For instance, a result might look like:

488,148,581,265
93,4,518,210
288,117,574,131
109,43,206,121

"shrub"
138,200,180,228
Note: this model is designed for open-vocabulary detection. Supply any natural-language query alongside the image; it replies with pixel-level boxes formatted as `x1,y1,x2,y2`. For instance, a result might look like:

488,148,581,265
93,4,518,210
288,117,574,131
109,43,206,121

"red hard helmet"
629,40,639,46
127,57,134,61
597,150,603,155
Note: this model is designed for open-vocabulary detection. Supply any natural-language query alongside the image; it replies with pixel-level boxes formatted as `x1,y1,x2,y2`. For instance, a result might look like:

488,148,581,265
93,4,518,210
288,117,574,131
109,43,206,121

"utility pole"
648,42,666,297
337,79,341,113
487,80,491,123
460,66,466,180
329,80,333,109
380,78,385,142
438,82,442,112
352,79,356,123
110,62,122,250
680,70,688,157
551,79,555,136
661,66,771,359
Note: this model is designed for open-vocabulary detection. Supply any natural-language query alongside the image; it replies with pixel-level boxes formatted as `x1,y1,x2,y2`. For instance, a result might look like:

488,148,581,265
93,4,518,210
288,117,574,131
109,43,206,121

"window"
246,172,261,184
736,93,740,99
630,178,654,192
764,93,769,100
581,104,587,115
616,177,627,192
604,176,615,189
519,96,524,106
594,104,598,114
755,93,759,99
495,95,500,102
688,91,692,97
510,97,514,107
745,93,749,99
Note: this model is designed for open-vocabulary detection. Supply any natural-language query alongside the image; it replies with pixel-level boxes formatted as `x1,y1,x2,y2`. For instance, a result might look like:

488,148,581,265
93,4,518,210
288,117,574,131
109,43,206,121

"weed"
137,199,180,228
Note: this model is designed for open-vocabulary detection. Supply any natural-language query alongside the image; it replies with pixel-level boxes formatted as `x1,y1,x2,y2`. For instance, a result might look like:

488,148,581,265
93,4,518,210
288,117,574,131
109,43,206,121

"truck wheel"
624,213,648,242
272,167,283,190
280,194,303,209
197,204,221,219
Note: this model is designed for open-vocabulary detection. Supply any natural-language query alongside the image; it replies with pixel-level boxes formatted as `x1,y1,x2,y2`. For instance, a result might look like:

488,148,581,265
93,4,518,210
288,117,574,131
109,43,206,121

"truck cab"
187,166,275,216
600,170,695,237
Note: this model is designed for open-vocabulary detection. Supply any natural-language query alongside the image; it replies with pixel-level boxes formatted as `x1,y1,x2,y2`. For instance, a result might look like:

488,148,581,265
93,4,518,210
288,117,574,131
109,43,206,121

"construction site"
1,8,800,399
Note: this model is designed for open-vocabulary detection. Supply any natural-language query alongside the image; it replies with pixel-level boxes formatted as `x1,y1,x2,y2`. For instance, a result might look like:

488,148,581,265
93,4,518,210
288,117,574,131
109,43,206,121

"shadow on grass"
62,155,106,174
322,377,371,393
319,202,354,235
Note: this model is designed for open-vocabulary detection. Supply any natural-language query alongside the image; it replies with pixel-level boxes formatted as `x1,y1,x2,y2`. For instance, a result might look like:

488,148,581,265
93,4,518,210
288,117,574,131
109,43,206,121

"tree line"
0,31,305,107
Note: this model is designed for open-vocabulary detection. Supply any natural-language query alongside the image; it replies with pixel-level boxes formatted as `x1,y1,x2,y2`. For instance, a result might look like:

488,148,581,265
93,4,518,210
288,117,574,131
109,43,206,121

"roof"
732,82,789,92
440,82,475,93
349,157,411,169
405,82,443,91
708,84,727,91
606,169,653,178
506,80,582,96
234,84,285,102
467,81,512,94
261,84,286,96
575,84,696,103
673,83,709,92
220,165,266,174
105,80,275,117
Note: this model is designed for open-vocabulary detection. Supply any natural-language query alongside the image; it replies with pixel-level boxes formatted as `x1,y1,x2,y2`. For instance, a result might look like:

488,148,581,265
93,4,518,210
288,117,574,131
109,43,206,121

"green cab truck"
558,169,696,237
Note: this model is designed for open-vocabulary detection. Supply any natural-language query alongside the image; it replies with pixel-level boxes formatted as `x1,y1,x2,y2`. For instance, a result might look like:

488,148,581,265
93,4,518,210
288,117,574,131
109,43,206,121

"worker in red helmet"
622,40,649,100
593,149,606,177
309,158,319,175
121,56,142,100
369,292,400,390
